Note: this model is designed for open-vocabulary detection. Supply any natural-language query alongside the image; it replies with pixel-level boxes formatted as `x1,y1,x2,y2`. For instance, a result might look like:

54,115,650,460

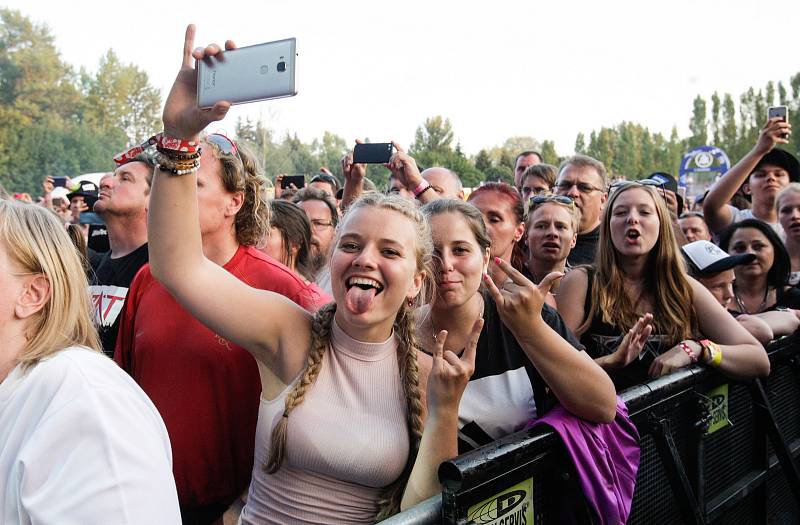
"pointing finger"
492,257,533,287
183,24,196,68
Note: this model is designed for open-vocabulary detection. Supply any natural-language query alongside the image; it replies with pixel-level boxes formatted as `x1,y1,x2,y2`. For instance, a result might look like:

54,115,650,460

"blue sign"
679,146,730,187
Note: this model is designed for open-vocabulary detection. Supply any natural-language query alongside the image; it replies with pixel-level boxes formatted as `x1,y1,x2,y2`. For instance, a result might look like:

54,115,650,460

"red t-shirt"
114,245,331,506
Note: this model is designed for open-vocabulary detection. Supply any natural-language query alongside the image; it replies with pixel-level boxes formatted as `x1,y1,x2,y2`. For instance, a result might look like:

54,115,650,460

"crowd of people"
0,25,797,525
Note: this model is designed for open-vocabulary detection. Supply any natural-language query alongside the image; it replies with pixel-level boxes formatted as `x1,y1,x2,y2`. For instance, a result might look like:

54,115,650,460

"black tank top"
581,267,675,390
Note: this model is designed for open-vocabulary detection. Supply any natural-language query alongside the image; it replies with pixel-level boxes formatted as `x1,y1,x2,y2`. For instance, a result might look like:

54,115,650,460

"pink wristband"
412,179,431,198
679,341,698,363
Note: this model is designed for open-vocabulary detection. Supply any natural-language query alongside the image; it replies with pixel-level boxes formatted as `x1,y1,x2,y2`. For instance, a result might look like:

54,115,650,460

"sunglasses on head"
205,133,239,157
609,179,665,192
530,194,576,209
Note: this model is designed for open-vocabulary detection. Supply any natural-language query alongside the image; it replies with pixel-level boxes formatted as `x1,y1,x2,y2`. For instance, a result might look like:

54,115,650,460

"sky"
4,0,799,156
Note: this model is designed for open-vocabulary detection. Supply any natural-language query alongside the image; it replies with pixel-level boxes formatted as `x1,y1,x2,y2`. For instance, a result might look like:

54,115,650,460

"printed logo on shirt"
467,477,533,525
89,285,128,327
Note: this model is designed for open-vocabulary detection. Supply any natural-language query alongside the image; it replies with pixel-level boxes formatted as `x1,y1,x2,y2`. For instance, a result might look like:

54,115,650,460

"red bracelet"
679,341,698,363
113,133,201,166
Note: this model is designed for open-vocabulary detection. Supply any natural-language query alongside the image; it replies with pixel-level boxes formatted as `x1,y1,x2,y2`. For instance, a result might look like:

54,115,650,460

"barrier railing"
383,333,800,524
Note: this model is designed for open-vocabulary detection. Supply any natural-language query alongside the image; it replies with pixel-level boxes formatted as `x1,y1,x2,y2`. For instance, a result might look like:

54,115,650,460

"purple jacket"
529,398,640,525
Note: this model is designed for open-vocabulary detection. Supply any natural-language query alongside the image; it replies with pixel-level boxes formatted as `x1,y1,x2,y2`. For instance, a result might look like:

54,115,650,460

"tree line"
2,8,799,195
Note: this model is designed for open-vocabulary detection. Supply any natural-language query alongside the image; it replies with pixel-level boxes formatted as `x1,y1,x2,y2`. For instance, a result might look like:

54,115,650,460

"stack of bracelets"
155,135,202,176
678,339,723,367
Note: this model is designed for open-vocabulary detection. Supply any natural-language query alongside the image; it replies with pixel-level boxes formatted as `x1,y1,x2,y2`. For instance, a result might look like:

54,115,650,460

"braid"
375,304,425,520
265,303,336,474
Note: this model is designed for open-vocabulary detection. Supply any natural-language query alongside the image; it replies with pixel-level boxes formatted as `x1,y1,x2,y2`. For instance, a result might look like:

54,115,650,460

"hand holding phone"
197,38,298,109
768,106,790,140
280,175,305,189
52,176,68,188
353,143,394,164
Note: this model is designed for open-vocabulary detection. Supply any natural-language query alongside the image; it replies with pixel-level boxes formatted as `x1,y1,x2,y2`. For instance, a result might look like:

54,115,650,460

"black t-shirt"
567,225,600,266
455,294,584,453
89,243,149,357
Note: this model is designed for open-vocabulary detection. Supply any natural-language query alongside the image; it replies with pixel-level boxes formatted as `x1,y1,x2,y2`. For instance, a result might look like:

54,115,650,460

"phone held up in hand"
52,176,68,188
196,38,298,109
768,106,789,140
353,143,394,164
280,175,305,189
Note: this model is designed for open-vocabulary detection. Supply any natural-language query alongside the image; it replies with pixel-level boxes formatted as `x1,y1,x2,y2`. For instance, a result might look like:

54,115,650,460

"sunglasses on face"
555,181,605,194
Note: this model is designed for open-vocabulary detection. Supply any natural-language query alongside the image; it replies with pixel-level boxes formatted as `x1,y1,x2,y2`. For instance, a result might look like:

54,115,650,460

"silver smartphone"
196,38,298,108
769,106,789,139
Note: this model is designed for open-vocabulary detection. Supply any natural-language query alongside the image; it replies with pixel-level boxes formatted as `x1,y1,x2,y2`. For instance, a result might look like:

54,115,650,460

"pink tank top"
241,319,410,524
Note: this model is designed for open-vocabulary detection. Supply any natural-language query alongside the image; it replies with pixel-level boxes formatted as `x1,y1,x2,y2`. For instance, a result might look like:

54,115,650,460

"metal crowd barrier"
382,332,800,524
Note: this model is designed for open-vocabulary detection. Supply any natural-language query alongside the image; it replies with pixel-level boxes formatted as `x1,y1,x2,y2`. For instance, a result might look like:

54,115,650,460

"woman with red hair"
467,182,525,284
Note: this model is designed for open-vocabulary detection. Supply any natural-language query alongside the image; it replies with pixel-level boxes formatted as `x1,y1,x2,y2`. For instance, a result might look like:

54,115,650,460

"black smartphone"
769,106,789,139
52,176,68,188
353,143,394,164
281,174,305,189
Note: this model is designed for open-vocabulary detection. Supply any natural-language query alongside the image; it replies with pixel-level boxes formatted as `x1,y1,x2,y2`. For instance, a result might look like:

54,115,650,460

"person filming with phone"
704,114,798,238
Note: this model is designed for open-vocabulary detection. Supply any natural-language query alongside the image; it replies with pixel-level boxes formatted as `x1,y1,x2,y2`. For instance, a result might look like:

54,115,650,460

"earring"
407,298,414,308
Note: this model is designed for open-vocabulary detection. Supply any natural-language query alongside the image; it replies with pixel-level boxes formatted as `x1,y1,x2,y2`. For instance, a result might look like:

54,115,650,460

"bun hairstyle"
265,193,433,519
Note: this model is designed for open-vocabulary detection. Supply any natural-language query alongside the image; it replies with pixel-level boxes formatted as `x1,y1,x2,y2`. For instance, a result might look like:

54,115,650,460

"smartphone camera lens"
277,61,286,72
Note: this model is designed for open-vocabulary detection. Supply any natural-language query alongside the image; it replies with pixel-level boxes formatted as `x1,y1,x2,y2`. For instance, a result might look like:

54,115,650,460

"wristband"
698,339,722,367
113,133,201,166
412,179,431,198
679,341,698,363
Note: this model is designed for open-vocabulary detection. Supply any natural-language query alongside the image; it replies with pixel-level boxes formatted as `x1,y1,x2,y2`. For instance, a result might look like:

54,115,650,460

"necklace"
734,286,772,314
431,295,485,351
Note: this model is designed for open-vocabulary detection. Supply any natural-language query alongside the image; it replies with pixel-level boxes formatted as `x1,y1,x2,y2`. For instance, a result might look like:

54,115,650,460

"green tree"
83,49,162,144
410,115,454,154
688,95,708,148
540,140,559,165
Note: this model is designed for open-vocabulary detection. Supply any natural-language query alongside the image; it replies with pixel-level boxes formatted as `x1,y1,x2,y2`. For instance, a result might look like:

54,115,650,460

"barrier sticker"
467,477,533,525
705,383,731,434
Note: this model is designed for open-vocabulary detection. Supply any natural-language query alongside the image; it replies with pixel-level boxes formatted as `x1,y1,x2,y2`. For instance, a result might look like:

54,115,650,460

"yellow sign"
705,383,730,434
467,477,533,525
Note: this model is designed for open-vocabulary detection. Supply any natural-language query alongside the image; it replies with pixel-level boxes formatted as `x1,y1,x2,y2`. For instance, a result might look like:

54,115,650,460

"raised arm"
386,143,440,204
340,142,366,211
148,25,310,379
402,318,482,509
486,258,617,423
703,118,791,234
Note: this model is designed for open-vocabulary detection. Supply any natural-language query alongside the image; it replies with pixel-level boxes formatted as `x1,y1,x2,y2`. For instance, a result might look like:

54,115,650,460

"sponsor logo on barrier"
704,383,730,434
467,477,533,525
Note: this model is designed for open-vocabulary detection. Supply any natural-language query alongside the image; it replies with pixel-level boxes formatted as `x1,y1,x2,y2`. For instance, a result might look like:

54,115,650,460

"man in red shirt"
115,135,329,525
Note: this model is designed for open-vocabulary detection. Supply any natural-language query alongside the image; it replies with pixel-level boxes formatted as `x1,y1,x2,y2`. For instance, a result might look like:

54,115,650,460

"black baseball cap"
753,149,800,183
648,172,684,215
682,240,756,275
